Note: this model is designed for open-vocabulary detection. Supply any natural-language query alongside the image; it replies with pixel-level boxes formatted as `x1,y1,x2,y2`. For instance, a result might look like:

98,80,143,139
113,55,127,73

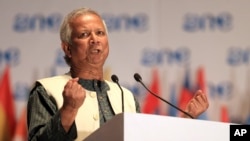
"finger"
187,101,196,115
191,100,199,109
75,83,83,96
187,91,201,106
64,79,75,89
192,95,203,106
194,90,203,96
200,93,208,103
72,77,79,82
194,94,209,111
69,77,81,89
194,90,208,102
69,82,80,96
200,94,209,108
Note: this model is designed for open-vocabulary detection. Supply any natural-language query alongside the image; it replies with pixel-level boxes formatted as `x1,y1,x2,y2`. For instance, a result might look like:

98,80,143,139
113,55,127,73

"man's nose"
89,33,98,45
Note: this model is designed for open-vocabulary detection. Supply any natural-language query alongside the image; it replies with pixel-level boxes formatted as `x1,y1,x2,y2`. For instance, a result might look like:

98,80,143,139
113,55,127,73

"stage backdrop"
1,1,250,138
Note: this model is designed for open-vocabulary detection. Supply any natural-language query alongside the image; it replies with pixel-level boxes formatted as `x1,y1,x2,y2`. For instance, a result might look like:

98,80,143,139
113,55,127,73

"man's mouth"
91,49,101,54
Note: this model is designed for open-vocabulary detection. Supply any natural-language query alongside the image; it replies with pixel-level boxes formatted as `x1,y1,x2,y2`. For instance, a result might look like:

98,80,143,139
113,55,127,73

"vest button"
90,92,96,98
93,114,99,120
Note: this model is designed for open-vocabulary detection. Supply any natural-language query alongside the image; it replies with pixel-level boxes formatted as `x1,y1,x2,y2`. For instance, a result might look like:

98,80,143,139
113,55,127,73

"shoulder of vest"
37,74,71,94
38,74,71,84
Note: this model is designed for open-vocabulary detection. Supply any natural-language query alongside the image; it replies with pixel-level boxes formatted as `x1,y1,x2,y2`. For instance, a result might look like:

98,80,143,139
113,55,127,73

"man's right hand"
60,77,86,132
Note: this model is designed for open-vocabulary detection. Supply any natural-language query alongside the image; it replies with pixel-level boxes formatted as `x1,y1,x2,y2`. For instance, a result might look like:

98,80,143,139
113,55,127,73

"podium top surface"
85,113,231,141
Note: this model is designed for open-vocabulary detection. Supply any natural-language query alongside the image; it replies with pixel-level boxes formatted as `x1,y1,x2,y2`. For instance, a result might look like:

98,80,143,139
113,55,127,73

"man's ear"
61,42,71,58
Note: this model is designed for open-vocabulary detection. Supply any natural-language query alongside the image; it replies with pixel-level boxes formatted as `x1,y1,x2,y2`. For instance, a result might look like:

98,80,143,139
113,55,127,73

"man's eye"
96,31,105,36
79,32,90,38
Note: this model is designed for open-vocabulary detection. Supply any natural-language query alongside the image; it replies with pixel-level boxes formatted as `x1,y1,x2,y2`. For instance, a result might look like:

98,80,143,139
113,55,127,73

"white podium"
84,113,231,141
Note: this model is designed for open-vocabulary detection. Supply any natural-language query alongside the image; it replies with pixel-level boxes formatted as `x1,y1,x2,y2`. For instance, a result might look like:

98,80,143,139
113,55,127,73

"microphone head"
111,74,119,83
134,73,142,82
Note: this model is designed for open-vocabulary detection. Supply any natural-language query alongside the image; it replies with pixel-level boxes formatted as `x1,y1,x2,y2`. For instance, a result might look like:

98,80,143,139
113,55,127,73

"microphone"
133,73,194,119
111,74,124,113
